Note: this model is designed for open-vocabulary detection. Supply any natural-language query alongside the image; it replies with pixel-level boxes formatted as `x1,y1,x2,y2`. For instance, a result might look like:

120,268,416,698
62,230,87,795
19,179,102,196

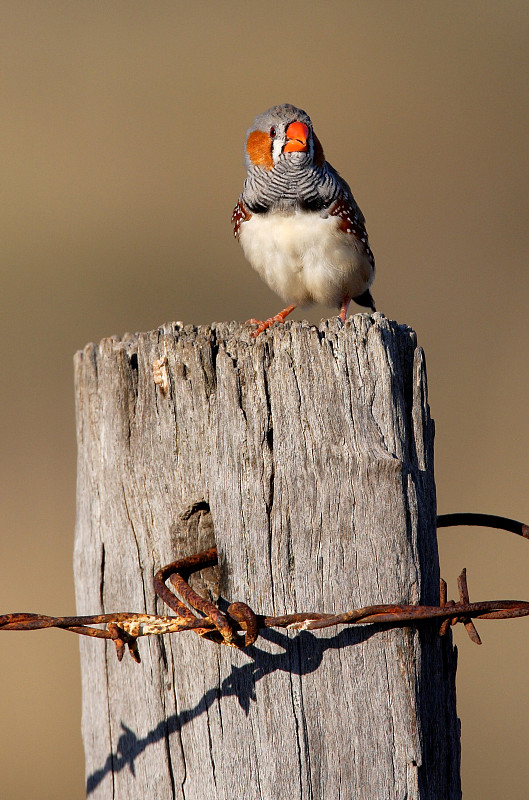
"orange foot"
339,296,351,323
247,304,297,338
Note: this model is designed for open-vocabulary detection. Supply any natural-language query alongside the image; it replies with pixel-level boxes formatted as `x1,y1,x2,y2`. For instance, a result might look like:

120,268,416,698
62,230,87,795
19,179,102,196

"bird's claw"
247,304,297,338
247,317,277,338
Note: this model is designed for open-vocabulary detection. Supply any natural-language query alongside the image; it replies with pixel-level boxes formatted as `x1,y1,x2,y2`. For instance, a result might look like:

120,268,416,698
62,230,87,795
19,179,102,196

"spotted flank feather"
329,196,375,271
231,199,251,239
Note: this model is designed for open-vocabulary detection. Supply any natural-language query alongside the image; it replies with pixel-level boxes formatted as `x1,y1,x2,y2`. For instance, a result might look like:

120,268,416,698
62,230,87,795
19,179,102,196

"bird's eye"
269,126,276,138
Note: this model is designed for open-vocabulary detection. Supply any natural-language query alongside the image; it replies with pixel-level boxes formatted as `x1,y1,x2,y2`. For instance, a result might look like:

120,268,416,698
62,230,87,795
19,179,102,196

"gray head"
243,103,325,171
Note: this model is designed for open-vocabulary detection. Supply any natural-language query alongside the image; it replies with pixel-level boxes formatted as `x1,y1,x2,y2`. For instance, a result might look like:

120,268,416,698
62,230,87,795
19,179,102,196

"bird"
232,103,376,337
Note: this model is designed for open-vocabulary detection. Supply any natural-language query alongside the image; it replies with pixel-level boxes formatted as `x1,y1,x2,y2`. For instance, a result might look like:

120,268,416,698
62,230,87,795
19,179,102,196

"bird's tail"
352,289,376,313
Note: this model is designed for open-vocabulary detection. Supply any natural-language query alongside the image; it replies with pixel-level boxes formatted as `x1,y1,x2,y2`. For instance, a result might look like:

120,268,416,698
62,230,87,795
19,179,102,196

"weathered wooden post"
74,315,460,799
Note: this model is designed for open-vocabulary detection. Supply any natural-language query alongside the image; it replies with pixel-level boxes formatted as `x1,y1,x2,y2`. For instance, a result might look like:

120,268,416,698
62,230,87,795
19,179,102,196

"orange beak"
283,121,309,153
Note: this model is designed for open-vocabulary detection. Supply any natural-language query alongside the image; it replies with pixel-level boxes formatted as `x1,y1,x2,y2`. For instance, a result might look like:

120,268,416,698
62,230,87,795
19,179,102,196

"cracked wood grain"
74,315,460,799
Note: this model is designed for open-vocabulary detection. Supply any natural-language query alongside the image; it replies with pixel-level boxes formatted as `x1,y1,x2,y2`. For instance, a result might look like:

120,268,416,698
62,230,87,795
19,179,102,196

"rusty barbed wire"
2,513,528,662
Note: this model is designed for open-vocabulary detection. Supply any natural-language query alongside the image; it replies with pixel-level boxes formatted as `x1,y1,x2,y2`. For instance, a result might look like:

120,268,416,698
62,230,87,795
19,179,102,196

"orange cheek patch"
246,130,274,170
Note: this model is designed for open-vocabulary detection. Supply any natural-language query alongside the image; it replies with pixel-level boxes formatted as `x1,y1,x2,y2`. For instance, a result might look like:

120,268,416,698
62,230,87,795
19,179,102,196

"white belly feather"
239,210,373,307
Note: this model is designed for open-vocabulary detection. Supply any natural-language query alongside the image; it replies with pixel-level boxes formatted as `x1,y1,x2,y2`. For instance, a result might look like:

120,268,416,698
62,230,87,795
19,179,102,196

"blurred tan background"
1,2,528,797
